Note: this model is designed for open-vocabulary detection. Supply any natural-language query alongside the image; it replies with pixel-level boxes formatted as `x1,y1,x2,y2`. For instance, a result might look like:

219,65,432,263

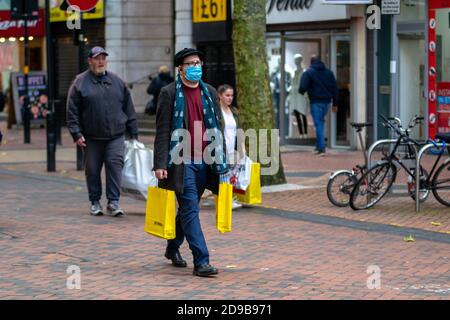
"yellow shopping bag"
234,162,262,205
214,183,233,233
144,186,176,239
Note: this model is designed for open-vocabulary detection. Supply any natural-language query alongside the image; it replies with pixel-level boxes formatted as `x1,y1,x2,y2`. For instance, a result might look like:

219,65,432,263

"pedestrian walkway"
0,172,449,299
1,119,449,299
1,119,449,235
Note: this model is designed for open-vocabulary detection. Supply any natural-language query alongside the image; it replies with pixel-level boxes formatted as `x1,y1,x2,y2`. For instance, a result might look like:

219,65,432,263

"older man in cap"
153,48,228,277
67,46,139,217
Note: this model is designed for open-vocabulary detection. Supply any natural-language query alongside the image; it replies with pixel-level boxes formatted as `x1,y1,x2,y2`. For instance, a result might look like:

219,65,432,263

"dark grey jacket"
153,82,224,194
67,70,139,141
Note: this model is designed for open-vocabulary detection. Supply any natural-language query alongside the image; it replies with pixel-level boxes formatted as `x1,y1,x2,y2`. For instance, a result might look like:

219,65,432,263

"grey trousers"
84,136,125,203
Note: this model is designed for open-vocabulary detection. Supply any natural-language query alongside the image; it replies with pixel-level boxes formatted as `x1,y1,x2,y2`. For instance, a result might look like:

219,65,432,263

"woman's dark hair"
217,84,234,95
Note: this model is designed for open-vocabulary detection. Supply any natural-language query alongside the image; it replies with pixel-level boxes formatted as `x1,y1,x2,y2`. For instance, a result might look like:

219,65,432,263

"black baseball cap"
88,46,109,58
174,48,204,67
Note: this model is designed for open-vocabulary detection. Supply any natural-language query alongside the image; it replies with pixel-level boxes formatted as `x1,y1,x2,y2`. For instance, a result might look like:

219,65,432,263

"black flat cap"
174,48,204,66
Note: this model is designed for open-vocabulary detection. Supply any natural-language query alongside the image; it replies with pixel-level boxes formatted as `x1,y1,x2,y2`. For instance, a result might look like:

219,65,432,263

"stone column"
105,0,174,112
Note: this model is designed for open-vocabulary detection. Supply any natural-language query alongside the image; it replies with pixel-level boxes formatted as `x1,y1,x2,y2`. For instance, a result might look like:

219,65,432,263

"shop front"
429,0,450,136
0,5,46,127
266,1,367,148
49,0,105,126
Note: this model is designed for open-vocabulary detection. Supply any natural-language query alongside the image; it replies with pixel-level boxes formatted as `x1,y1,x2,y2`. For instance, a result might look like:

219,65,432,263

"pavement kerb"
2,166,449,242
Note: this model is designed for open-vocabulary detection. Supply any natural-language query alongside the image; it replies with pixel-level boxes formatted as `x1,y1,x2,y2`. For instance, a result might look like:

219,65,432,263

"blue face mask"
185,65,202,82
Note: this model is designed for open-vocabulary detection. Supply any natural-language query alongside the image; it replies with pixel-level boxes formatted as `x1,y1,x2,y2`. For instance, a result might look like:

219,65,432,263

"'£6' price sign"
193,0,227,23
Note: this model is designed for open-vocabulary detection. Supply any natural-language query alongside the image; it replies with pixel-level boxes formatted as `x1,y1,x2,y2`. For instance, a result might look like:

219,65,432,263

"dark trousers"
166,163,209,266
294,110,308,135
84,136,125,203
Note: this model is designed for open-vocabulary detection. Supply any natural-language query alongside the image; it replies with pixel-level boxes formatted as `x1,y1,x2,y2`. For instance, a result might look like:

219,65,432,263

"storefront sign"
266,0,348,24
428,9,437,138
437,83,450,134
67,0,100,12
50,0,104,22
193,0,227,23
11,72,49,125
429,0,450,9
381,0,400,15
0,9,45,37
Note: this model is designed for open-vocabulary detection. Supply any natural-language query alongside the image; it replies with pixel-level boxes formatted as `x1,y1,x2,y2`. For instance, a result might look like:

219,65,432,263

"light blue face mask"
185,65,202,82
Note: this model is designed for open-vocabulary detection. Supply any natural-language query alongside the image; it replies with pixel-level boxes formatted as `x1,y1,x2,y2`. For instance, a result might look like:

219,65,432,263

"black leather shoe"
164,250,187,268
193,264,218,277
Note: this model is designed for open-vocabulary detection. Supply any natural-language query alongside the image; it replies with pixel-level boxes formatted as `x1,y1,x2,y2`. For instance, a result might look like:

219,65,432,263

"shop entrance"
281,39,321,144
398,33,426,140
330,36,351,148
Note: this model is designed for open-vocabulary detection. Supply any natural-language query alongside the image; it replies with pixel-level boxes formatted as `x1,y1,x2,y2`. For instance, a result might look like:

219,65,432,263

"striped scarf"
168,75,228,175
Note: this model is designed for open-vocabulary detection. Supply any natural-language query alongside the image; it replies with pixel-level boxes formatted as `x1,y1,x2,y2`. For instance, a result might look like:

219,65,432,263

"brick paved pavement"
0,172,449,300
0,119,449,299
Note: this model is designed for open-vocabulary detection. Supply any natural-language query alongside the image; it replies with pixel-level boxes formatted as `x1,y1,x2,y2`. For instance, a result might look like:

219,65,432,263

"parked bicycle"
326,122,372,207
349,114,450,210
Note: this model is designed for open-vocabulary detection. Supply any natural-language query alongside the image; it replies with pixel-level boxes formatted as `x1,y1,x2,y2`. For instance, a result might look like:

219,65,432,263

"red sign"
437,83,450,134
428,9,437,138
67,0,100,12
0,10,45,38
429,0,450,9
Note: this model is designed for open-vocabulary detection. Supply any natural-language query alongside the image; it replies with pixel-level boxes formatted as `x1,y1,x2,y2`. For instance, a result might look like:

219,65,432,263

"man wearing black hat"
67,46,139,217
153,48,228,277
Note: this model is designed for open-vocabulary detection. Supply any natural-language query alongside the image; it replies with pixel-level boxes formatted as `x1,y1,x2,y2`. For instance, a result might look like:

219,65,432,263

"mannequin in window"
270,57,292,129
288,53,309,138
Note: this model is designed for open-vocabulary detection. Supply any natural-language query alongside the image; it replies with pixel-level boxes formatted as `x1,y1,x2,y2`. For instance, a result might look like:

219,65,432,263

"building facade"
175,0,369,148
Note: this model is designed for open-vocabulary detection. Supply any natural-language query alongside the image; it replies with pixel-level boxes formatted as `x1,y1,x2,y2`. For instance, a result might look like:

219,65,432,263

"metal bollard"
46,111,56,172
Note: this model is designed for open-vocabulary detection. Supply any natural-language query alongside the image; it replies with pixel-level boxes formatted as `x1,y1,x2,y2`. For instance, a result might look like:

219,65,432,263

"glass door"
330,36,351,148
398,33,426,139
283,39,321,143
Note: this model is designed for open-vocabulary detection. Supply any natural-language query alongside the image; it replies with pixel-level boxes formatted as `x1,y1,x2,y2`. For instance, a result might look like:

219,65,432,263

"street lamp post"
45,0,56,172
23,13,30,144
76,12,84,171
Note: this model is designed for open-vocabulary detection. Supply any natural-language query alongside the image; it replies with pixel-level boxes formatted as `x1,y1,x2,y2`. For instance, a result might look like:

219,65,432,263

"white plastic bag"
121,140,157,201
230,156,252,191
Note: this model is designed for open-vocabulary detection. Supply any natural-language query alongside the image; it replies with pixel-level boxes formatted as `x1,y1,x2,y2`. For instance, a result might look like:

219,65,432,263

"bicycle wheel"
431,160,450,207
409,166,430,203
327,170,357,207
349,162,397,210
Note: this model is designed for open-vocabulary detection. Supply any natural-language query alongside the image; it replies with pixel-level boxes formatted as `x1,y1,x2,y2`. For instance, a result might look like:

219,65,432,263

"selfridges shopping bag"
214,178,233,233
121,140,157,201
144,186,176,240
233,162,262,205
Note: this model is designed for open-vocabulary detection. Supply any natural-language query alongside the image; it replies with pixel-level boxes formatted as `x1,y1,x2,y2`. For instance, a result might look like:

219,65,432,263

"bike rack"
415,142,446,212
367,139,397,169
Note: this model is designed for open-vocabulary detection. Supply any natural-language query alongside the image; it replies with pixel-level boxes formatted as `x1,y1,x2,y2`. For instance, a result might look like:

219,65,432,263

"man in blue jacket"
299,55,338,156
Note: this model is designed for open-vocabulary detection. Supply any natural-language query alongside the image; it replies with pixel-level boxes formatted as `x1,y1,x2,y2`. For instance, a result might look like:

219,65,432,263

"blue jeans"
310,103,330,152
166,163,209,266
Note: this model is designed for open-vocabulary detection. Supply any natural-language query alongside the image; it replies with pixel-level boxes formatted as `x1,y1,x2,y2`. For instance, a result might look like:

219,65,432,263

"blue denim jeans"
310,103,330,152
166,163,209,266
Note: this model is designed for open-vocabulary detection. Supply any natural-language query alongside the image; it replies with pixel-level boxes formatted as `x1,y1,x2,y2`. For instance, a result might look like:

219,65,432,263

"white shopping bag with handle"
121,140,157,200
230,156,252,191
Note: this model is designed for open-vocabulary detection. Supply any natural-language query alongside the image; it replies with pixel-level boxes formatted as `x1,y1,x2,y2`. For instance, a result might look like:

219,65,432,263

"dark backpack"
145,99,156,115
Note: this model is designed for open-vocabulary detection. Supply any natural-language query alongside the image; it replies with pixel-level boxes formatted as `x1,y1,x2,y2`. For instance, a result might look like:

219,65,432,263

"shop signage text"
266,0,348,24
381,0,400,15
193,0,227,23
50,0,104,22
266,0,314,14
0,10,45,37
